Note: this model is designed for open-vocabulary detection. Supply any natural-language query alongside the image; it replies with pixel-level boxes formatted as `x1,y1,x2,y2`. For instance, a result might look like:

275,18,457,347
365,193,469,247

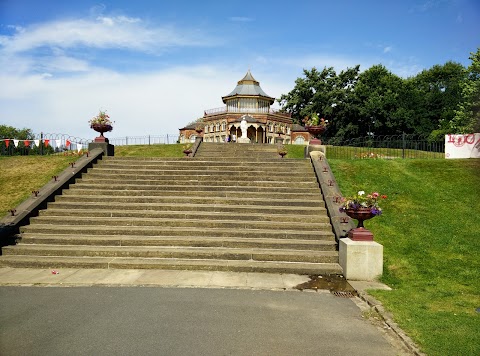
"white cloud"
383,46,392,53
0,15,216,55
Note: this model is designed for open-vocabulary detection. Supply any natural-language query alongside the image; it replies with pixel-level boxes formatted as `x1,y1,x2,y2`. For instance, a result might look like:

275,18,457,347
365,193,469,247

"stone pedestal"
348,227,374,241
339,238,383,281
305,144,326,157
88,142,114,156
237,137,251,144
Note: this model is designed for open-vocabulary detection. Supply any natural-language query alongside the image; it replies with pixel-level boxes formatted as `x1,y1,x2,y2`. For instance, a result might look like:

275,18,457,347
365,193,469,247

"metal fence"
324,134,445,159
0,133,181,156
108,135,179,146
0,133,91,156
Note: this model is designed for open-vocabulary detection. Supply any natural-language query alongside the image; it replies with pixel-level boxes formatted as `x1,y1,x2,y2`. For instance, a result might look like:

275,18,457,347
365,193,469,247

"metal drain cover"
331,291,357,298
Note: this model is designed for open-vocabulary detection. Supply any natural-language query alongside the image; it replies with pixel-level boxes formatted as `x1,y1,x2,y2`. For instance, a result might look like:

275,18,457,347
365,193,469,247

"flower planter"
305,125,326,145
91,124,113,143
183,149,192,157
345,208,375,241
278,151,287,158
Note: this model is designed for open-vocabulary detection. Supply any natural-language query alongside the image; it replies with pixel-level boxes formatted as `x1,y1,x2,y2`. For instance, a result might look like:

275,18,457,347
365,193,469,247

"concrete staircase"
1,143,342,274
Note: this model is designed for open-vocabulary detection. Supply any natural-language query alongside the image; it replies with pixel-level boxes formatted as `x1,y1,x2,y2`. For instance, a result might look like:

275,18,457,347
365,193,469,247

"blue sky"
1,0,479,140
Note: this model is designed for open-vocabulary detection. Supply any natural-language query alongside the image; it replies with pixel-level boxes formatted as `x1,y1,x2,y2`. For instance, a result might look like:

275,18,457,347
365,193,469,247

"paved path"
0,268,410,355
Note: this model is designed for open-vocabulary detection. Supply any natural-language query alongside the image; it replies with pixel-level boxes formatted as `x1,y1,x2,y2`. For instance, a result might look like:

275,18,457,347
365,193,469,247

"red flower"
381,195,387,199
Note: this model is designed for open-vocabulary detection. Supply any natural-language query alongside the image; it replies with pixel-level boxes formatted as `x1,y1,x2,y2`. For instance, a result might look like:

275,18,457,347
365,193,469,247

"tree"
350,65,407,137
0,125,34,140
449,48,480,133
277,66,360,138
411,61,466,139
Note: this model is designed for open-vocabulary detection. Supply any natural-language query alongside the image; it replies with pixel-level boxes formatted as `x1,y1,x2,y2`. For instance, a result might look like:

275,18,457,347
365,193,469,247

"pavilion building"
179,71,309,144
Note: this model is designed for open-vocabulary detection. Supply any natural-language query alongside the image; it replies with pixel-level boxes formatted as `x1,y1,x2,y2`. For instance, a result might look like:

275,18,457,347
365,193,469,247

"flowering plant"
89,110,113,130
339,190,387,216
302,113,328,127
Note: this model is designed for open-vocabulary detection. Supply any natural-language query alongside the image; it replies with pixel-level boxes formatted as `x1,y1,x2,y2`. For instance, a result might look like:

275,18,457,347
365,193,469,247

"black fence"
324,134,445,159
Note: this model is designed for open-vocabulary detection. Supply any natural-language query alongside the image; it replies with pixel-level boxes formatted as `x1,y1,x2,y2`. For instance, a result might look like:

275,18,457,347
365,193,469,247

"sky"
0,0,479,141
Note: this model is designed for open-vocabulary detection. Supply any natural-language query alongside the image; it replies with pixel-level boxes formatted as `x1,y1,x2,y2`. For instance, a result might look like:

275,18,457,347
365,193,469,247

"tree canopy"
278,49,479,141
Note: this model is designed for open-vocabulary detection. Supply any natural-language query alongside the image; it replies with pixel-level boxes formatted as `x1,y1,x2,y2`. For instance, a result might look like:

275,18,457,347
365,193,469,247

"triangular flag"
44,139,50,147
77,143,83,153
5,139,9,148
55,139,61,148
24,140,30,146
66,140,71,148
13,139,19,147
34,140,40,146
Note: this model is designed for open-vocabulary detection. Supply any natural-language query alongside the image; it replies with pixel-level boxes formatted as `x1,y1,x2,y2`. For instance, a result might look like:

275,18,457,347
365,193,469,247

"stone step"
0,255,343,274
29,216,331,231
81,172,316,183
38,209,329,223
3,244,339,263
53,195,325,207
19,234,337,251
46,202,325,215
20,225,335,240
76,177,318,188
63,188,322,200
97,160,309,169
88,167,313,176
69,183,320,194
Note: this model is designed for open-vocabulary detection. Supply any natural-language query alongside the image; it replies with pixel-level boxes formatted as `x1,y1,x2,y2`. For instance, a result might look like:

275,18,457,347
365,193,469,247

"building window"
221,122,226,131
215,122,220,132
294,136,305,145
190,135,196,143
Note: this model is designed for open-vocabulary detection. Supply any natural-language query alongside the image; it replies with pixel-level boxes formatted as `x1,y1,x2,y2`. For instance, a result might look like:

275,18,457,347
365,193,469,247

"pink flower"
372,192,379,198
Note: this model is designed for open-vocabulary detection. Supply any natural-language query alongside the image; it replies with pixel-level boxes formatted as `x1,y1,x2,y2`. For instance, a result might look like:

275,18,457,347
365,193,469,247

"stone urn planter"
183,149,192,157
91,124,113,143
345,208,376,241
305,125,326,144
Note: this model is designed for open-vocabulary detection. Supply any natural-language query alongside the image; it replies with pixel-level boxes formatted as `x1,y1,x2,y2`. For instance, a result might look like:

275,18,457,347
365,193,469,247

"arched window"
221,122,226,131
215,122,220,132
190,135,197,143
205,126,209,133
294,136,305,145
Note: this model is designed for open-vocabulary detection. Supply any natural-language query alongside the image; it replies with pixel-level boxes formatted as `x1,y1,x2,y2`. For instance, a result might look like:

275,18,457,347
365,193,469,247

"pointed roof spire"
223,70,273,101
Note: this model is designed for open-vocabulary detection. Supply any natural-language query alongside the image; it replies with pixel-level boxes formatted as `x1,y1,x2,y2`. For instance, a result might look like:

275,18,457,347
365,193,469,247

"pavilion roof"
222,70,274,101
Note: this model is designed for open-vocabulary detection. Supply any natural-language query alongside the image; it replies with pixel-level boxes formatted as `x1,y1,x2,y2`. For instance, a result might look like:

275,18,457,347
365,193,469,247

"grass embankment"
285,145,306,159
329,159,480,356
114,144,185,157
0,155,78,217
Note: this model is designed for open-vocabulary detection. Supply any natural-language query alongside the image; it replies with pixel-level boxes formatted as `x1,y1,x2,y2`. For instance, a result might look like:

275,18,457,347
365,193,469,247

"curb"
357,291,425,356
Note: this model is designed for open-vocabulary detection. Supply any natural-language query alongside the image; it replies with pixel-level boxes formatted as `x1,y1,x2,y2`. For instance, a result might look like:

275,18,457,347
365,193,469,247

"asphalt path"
0,287,403,356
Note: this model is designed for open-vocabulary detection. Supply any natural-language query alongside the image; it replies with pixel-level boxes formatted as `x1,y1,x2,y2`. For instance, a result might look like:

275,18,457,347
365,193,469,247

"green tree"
0,125,34,140
351,65,408,137
277,66,360,139
411,61,466,139
448,48,480,133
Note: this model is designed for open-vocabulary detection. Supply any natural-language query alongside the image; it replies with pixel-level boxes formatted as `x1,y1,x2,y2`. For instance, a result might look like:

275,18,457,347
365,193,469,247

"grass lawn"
0,155,78,217
114,144,185,157
329,158,480,356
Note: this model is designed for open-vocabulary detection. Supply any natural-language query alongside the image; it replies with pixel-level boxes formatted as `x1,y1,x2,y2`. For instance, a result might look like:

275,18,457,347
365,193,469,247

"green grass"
326,145,443,159
329,158,480,356
285,145,306,159
0,155,78,217
114,144,186,157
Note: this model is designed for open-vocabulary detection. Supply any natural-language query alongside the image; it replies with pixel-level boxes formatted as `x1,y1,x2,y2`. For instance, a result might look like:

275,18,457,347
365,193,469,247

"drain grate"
331,290,357,298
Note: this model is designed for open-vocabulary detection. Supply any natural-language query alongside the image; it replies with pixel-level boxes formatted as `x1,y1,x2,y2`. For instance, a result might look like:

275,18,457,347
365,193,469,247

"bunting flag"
1,138,84,151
